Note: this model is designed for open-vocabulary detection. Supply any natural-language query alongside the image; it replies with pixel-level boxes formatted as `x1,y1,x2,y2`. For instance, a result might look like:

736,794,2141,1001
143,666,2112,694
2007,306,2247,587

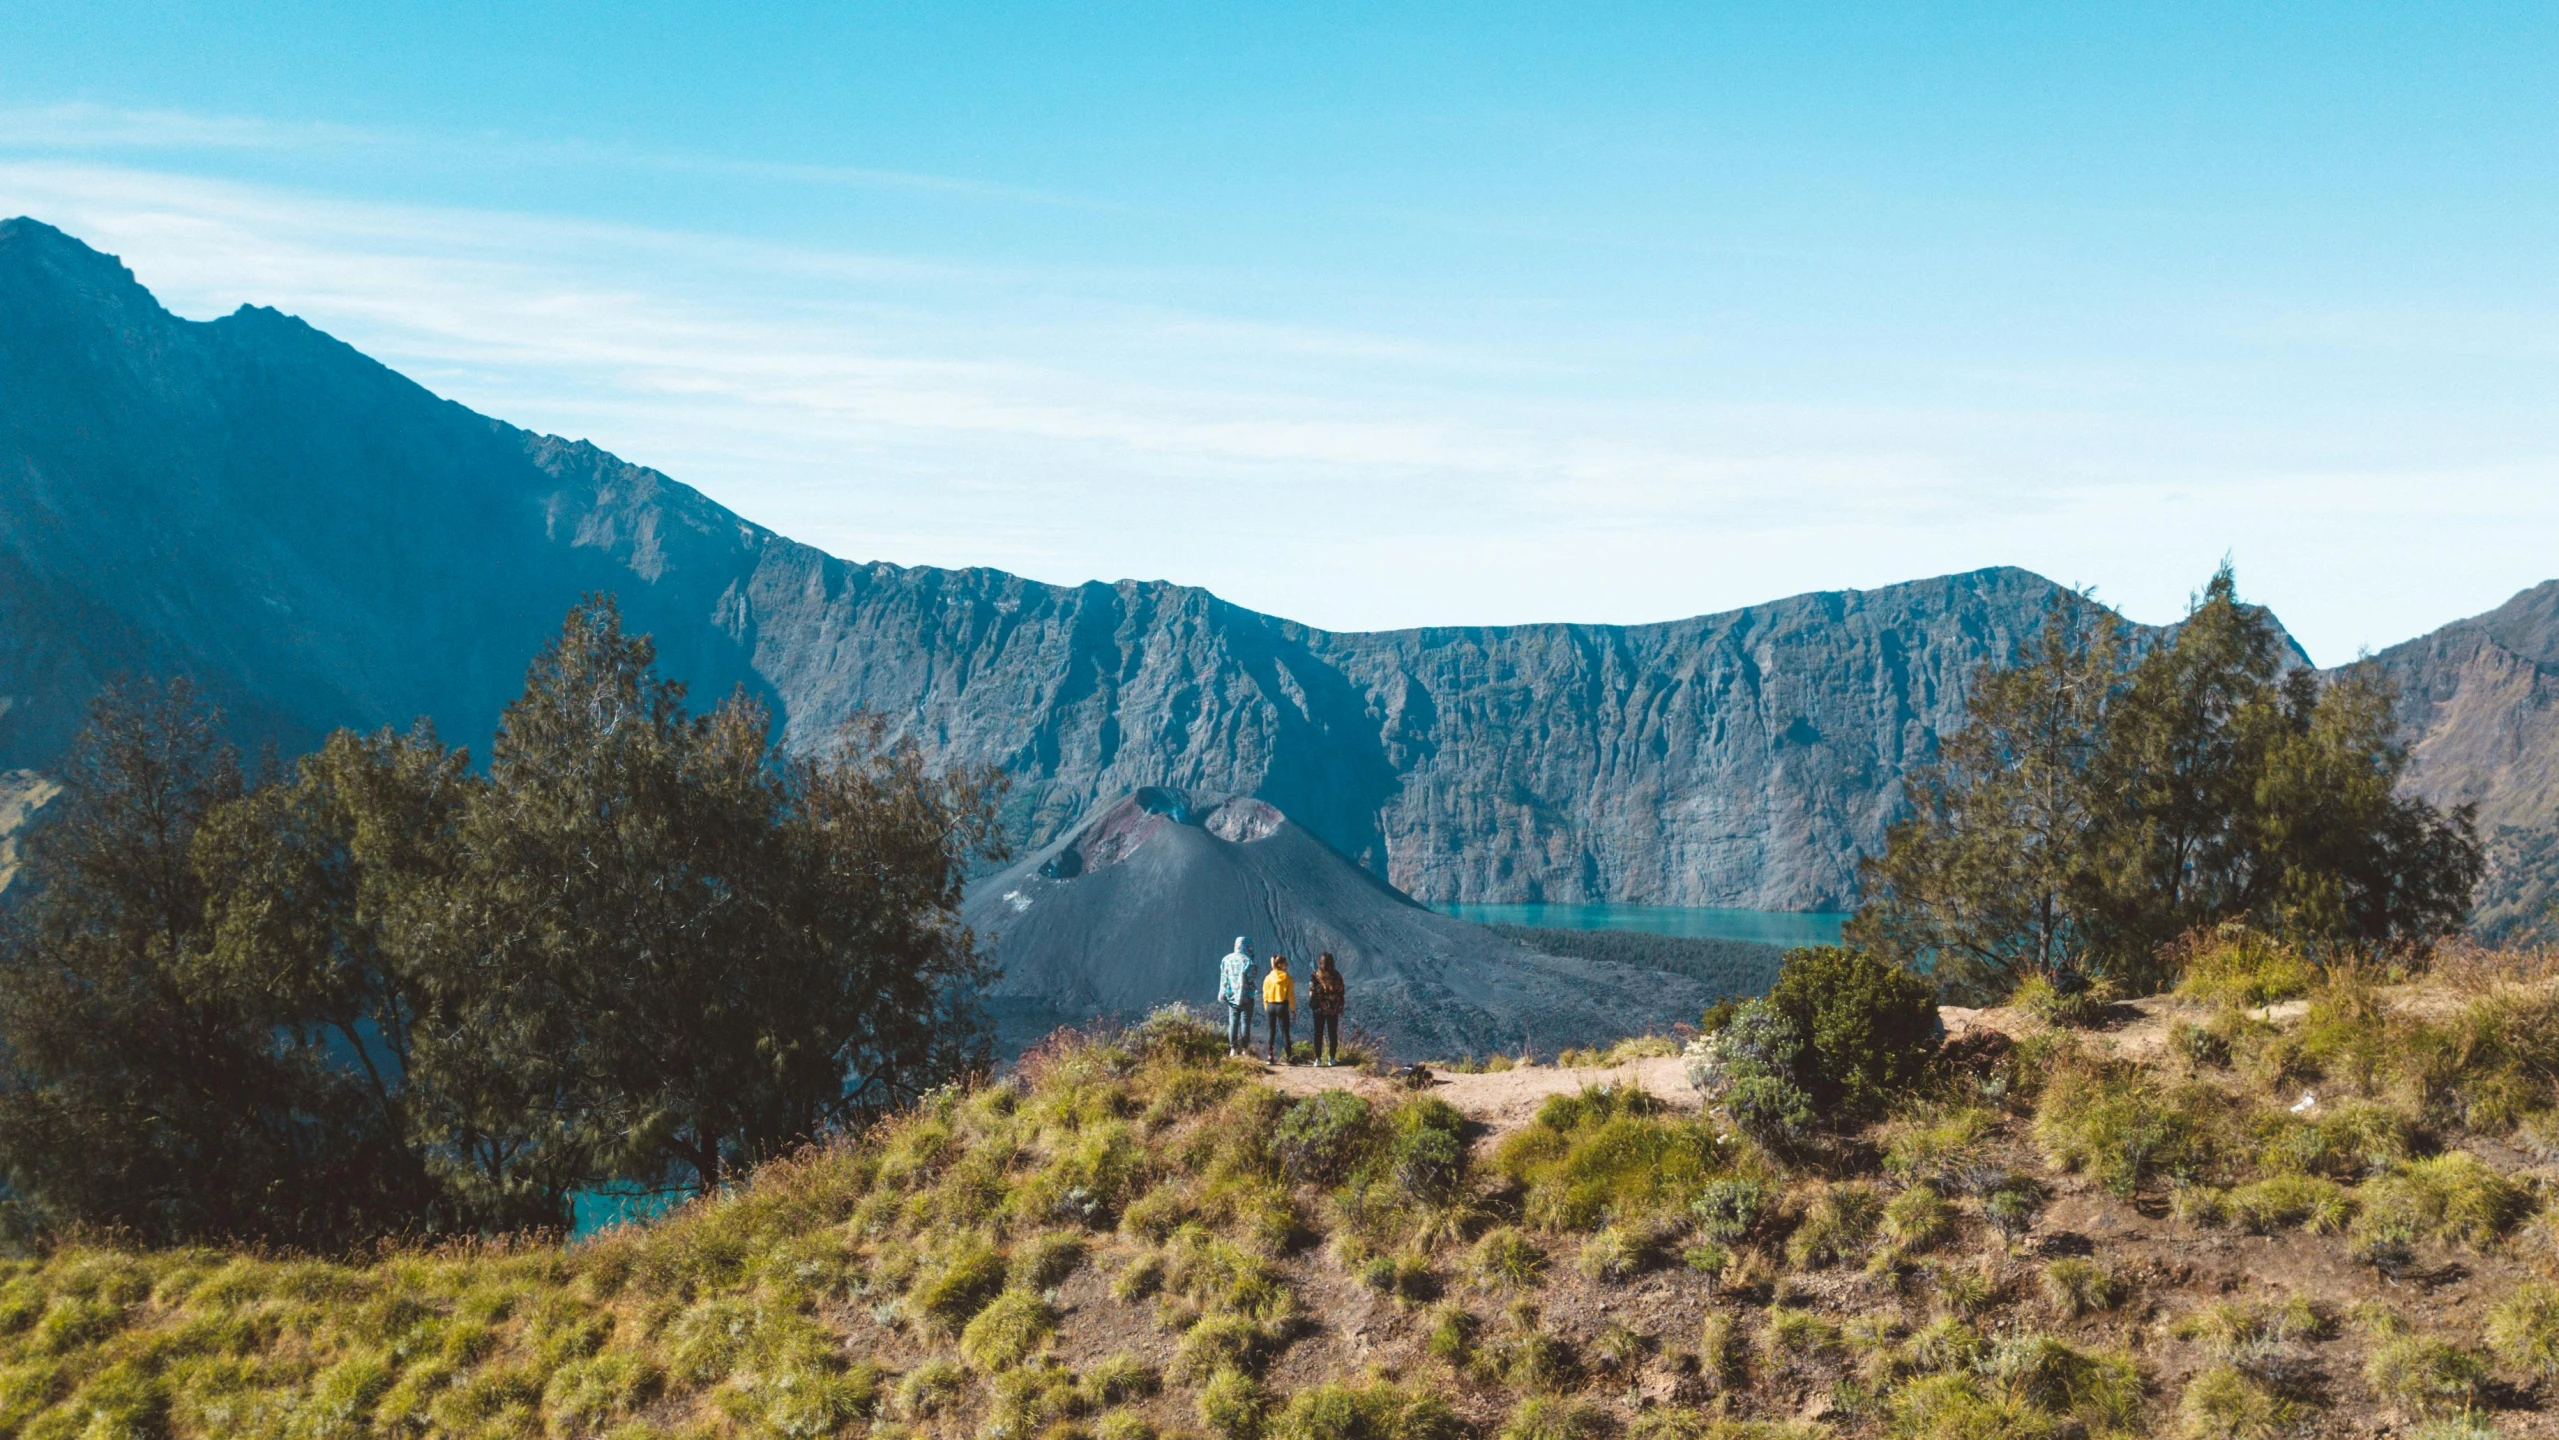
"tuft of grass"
2366,1335,2492,1418
1272,1381,1465,1440
958,1288,1058,1371
1085,1352,1162,1407
2038,1258,2127,1319
1574,1226,1657,1284
1759,1307,1840,1360
2176,1362,2296,1440
1424,1304,1478,1366
2487,1281,2559,1383
907,1236,1008,1335
1880,1184,1955,1254
2355,1153,2533,1251
1786,1183,1882,1269
1011,1232,1089,1292
2034,1063,2222,1197
1470,1228,1548,1291
895,1357,967,1419
1198,1367,1268,1440
1495,1086,1731,1230
2174,926,2321,1009
2182,1174,2355,1235
1500,1395,1614,1440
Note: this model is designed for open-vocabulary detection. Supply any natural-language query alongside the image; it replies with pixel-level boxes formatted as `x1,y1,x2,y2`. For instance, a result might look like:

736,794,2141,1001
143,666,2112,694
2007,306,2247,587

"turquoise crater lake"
1434,902,1847,949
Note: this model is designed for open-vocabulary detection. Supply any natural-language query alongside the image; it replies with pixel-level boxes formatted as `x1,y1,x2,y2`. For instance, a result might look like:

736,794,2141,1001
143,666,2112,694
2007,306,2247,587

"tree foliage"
1852,566,2481,999
0,598,1004,1247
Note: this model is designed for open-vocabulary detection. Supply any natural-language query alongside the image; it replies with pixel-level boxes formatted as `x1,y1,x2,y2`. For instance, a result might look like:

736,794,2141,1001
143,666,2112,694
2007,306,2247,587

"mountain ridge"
1,216,2547,920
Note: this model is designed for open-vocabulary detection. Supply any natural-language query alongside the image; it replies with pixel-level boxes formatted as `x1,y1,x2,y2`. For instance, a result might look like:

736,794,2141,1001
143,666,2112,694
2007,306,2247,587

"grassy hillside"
1490,927,1783,1005
7,947,2559,1439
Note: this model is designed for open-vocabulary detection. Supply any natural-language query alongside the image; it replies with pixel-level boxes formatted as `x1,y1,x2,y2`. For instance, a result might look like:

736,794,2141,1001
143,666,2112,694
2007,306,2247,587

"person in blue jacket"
1216,937,1257,1056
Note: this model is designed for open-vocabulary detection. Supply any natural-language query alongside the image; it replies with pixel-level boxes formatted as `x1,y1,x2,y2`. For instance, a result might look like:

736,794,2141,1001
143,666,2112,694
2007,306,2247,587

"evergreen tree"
0,681,427,1246
1854,567,2481,999
1847,590,2123,998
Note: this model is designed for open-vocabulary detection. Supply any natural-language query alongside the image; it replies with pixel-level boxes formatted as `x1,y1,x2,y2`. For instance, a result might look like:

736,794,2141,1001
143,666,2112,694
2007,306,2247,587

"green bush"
1763,945,1941,1121
1272,1092,1379,1187
1690,1178,1774,1244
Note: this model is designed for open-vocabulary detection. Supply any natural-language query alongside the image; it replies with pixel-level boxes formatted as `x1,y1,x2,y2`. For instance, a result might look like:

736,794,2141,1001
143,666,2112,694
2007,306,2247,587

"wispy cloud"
0,147,2547,660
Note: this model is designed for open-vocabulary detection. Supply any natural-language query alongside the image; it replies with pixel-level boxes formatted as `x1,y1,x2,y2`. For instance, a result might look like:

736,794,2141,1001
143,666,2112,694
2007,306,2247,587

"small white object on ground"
2290,1091,2318,1113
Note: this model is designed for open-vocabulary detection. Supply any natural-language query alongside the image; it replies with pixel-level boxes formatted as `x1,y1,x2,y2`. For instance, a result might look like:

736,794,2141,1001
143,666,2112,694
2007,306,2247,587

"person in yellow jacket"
1261,954,1296,1064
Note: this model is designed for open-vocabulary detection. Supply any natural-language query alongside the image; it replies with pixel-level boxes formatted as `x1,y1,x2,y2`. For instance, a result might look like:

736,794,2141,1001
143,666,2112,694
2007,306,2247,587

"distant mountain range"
3,216,2552,931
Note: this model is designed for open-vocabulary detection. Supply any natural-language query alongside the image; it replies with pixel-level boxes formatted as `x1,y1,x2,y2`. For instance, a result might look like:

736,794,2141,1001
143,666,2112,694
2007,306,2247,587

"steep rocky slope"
3,216,2548,918
2373,580,2559,940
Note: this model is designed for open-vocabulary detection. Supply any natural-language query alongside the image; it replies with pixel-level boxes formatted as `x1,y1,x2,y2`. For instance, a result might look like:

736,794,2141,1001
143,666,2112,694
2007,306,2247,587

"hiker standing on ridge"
1217,937,1257,1056
1262,954,1296,1064
1309,952,1346,1066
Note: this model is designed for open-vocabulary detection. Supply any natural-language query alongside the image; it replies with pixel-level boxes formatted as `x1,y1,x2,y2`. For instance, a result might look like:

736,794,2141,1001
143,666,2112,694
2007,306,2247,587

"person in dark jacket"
1309,952,1347,1066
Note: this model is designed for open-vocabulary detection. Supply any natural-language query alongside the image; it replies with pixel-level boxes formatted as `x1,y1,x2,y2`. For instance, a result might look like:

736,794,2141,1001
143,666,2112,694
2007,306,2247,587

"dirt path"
1254,1053,1703,1136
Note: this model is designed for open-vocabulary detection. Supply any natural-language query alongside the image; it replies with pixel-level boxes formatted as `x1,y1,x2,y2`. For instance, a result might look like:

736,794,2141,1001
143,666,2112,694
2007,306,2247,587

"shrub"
2366,1335,2491,1417
1272,1381,1464,1440
1501,1396,1613,1440
1273,1092,1379,1187
2038,1259,2126,1319
1690,1179,1774,1244
2488,1281,2559,1382
1763,945,1940,1120
2356,1153,2533,1250
959,1289,1058,1371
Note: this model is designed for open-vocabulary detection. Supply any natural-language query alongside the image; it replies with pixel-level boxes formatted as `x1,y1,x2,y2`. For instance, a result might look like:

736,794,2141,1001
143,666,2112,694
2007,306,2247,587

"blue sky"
3,3,2555,662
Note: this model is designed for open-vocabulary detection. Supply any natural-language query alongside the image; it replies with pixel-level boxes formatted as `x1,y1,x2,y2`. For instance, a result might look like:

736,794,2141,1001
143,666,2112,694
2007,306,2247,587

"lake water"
1436,902,1847,948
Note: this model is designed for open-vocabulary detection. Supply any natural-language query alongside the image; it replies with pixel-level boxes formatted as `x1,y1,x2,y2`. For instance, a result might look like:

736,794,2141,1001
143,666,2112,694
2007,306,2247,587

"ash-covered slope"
962,787,1712,1057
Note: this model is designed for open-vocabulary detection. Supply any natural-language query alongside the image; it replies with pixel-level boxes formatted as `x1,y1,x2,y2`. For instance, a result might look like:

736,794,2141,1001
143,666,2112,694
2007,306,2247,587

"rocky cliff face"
2370,580,2559,939
3,217,2547,918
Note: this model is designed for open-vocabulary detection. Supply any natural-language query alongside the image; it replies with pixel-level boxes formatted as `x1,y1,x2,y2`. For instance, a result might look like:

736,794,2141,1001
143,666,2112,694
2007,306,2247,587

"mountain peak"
0,217,169,328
